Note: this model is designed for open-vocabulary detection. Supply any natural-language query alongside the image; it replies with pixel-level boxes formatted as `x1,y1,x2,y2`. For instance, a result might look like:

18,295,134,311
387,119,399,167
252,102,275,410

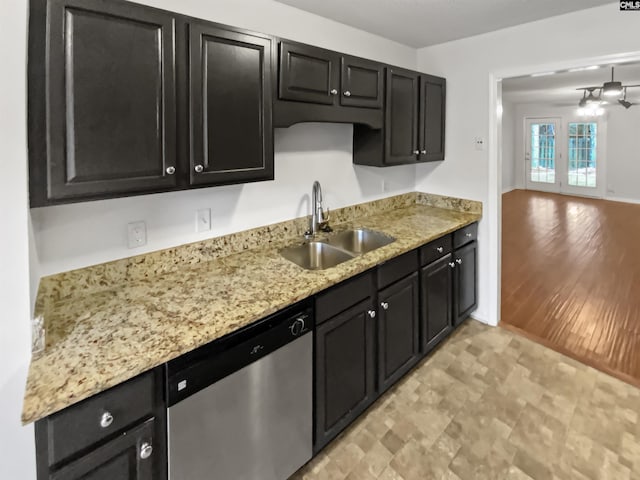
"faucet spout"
308,181,329,237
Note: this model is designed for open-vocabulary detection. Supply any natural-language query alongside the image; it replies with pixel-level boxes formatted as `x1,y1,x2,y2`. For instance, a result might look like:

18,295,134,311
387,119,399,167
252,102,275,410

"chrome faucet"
306,181,331,237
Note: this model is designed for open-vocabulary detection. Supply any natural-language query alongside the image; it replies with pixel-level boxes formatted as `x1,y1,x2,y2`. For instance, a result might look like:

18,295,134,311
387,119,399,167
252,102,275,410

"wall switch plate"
474,137,485,151
127,221,147,249
196,208,211,232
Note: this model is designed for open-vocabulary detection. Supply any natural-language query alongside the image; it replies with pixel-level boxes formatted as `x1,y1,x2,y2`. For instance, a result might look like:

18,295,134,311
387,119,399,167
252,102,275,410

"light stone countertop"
22,193,481,424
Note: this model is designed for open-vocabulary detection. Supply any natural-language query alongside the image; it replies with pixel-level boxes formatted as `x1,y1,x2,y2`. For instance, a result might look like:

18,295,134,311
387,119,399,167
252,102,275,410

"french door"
525,117,603,197
525,118,560,193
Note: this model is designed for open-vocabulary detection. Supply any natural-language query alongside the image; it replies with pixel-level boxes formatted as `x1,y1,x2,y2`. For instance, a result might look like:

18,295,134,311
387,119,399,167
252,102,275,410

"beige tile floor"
291,320,640,480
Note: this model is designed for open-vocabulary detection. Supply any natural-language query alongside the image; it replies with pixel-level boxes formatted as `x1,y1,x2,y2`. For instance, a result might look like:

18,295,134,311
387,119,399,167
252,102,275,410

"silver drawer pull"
100,411,114,428
436,246,444,253
330,89,338,95
194,164,204,173
456,258,463,265
449,262,455,268
140,442,153,460
344,90,351,97
165,166,175,175
380,302,389,310
465,232,473,238
367,310,376,318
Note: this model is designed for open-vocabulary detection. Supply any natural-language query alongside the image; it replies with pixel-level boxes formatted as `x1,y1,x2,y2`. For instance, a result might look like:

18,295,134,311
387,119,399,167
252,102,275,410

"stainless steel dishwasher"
166,300,313,480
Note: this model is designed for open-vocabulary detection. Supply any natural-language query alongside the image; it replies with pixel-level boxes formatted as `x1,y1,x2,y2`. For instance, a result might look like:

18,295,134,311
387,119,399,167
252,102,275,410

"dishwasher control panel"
166,300,313,406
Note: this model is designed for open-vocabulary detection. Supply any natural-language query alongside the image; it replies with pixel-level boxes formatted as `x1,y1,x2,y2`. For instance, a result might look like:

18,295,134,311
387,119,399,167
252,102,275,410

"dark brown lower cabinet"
377,272,420,393
50,418,156,480
453,241,478,326
420,254,453,354
314,299,376,452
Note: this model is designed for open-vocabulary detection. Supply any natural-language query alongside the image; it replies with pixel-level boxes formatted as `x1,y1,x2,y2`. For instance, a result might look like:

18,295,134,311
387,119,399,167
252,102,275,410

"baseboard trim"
470,312,496,326
604,195,640,205
502,186,516,194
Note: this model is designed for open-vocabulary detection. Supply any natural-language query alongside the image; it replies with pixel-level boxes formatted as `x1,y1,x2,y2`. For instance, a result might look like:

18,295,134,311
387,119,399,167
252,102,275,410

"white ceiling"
502,62,640,107
273,0,614,48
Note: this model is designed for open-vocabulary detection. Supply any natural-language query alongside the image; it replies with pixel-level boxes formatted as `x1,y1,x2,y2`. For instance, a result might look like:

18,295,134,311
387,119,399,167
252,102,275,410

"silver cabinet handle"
449,262,455,268
166,166,175,175
413,150,420,155
381,302,389,310
367,310,376,318
194,165,204,173
330,89,338,95
436,246,444,253
456,258,463,265
421,150,427,154
100,411,113,428
140,442,153,460
466,233,473,238
344,91,351,97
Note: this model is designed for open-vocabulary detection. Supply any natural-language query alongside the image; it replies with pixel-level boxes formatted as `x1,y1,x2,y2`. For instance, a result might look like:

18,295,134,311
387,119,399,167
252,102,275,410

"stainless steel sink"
326,228,395,255
280,241,355,270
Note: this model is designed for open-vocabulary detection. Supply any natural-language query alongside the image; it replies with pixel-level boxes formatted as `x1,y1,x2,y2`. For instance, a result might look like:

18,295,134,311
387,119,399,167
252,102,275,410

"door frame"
488,50,640,327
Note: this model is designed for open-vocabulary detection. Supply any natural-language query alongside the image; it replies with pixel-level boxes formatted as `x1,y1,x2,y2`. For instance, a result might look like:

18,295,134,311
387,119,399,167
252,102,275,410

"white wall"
31,0,418,277
501,100,516,192
605,105,640,202
0,0,37,478
33,124,417,275
415,3,640,325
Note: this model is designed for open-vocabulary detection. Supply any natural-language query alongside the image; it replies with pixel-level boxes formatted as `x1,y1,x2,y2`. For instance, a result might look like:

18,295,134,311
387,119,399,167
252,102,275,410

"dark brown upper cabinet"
29,0,178,206
419,74,446,162
354,69,446,167
189,22,274,186
340,56,384,109
278,42,339,105
28,0,275,206
274,41,383,128
385,67,420,165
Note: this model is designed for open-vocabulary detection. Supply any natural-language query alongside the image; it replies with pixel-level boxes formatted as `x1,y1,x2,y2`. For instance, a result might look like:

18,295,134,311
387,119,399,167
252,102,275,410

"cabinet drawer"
419,234,452,266
377,249,418,289
47,370,155,466
453,223,477,249
316,271,374,325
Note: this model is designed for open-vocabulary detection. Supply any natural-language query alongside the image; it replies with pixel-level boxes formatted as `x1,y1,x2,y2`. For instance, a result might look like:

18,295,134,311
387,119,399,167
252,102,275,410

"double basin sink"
280,228,396,270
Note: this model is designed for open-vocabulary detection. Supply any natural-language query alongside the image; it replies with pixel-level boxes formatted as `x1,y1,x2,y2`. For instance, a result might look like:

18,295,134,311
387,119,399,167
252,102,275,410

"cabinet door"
378,273,420,393
279,42,340,105
385,67,419,164
50,418,156,480
42,0,177,203
420,254,453,354
189,23,274,186
315,299,376,452
453,241,478,326
340,56,383,109
419,74,446,162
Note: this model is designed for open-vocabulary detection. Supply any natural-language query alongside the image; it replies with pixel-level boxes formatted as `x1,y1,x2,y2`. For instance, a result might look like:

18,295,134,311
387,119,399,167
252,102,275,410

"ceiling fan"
576,67,640,109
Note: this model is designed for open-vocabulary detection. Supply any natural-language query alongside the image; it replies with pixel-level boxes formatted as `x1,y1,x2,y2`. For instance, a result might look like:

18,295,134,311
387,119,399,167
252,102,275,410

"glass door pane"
530,123,556,184
568,122,597,188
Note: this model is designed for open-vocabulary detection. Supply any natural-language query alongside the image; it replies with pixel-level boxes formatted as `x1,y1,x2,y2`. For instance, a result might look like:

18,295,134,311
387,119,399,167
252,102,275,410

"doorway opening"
494,56,640,387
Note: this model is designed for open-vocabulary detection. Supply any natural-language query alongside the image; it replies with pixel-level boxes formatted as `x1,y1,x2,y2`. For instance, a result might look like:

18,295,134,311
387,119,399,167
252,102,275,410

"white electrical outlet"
127,221,147,249
196,208,211,233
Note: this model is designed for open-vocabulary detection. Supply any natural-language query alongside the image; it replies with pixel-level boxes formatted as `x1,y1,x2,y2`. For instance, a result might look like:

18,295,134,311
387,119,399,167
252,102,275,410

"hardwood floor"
501,189,640,387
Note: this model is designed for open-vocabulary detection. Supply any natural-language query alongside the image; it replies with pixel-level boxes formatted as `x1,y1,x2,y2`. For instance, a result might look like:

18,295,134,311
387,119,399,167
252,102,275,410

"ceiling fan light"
585,91,600,104
603,81,623,97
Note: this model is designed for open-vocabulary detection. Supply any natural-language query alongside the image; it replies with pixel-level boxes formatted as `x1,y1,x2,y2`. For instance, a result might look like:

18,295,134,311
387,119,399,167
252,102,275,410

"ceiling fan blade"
619,99,633,109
